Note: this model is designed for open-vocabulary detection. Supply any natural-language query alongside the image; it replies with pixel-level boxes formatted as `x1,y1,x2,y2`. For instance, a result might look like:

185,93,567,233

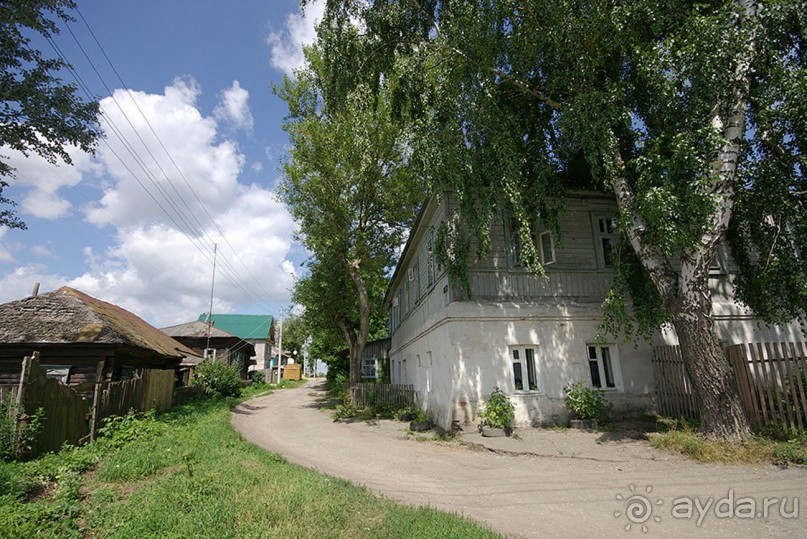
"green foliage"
564,381,611,421
250,369,265,385
277,44,426,383
0,393,44,461
194,359,242,398
0,0,101,229
479,388,515,430
96,409,166,450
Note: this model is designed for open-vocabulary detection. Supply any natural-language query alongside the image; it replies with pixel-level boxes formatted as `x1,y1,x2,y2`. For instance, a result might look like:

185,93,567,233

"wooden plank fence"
13,353,90,454
349,383,416,410
728,342,807,433
654,342,807,433
2,353,182,457
91,369,176,434
652,345,698,421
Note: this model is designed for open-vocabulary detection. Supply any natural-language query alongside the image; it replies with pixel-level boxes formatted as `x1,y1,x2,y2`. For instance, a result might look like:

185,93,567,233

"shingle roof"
0,286,198,361
197,313,273,342
161,320,238,339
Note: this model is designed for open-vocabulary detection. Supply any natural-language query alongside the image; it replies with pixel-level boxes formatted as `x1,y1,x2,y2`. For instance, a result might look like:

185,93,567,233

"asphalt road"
231,380,807,538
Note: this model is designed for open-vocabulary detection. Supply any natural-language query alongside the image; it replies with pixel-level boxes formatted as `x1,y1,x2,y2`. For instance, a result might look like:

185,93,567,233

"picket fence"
654,342,807,433
349,383,416,410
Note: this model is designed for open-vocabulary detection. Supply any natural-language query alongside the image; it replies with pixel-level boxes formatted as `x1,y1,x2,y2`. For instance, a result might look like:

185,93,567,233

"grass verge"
0,388,499,538
647,420,807,466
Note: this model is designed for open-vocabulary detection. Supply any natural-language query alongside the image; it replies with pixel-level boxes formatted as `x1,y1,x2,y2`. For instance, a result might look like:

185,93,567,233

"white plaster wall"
391,297,657,430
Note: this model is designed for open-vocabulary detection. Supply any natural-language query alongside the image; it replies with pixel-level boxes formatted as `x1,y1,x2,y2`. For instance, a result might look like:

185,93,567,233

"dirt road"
231,380,806,538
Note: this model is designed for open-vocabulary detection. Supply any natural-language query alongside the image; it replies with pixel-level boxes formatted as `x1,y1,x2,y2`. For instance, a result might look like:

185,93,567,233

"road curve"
231,380,807,538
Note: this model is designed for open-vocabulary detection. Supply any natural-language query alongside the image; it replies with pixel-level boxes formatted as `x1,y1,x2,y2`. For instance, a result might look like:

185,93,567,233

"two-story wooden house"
385,190,805,431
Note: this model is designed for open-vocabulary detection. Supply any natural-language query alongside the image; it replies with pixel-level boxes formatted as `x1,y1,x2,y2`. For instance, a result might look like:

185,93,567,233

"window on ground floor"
511,346,541,392
586,344,622,391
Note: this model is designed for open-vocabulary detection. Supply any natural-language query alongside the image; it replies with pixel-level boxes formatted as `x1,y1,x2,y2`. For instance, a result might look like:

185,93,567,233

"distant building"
161,320,256,381
198,313,275,373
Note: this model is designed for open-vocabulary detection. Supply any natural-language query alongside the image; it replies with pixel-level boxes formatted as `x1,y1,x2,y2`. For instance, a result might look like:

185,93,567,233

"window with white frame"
390,293,401,332
586,344,622,390
511,346,541,392
426,228,436,289
592,214,619,269
408,261,420,307
508,216,556,268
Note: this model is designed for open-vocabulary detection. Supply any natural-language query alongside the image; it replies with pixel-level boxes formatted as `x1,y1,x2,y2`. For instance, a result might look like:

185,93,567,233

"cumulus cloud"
2,141,98,220
214,80,254,132
86,76,243,229
267,0,325,76
0,78,299,326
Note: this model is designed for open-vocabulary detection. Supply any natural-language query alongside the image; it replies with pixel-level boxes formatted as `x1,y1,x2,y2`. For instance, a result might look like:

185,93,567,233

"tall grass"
0,393,499,538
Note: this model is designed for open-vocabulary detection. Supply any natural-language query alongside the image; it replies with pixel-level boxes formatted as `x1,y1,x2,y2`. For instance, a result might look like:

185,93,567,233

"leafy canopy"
0,0,101,229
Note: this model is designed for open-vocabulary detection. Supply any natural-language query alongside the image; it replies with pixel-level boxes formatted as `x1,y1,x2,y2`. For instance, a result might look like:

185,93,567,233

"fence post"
15,352,35,408
89,360,105,441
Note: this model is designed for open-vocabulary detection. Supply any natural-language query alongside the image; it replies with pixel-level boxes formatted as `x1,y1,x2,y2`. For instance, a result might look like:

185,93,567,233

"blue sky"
0,0,326,326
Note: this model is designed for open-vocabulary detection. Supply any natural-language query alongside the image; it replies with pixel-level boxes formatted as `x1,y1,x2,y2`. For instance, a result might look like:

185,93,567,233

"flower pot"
409,420,433,432
480,426,511,437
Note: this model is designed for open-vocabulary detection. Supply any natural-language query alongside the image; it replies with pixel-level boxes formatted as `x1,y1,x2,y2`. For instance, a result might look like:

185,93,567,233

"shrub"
250,370,265,385
479,387,515,430
0,393,44,461
194,360,242,398
564,381,611,421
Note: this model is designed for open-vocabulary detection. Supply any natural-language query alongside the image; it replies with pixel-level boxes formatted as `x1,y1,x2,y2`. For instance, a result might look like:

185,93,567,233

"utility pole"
206,243,218,352
276,305,283,385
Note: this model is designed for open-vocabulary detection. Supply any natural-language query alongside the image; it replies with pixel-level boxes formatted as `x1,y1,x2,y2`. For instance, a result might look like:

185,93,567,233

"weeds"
649,418,807,466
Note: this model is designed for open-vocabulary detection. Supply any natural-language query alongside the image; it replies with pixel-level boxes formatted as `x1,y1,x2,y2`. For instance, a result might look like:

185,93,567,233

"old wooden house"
0,286,199,396
161,320,256,380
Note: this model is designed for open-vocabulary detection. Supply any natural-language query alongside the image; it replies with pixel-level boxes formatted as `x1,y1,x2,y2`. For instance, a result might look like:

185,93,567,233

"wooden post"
89,360,106,441
16,352,36,408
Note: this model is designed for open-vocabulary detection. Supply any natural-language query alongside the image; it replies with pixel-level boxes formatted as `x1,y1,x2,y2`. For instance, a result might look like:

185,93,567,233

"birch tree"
315,0,806,440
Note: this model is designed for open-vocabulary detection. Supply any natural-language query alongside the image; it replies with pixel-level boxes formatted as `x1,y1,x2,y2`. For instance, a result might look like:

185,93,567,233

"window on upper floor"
389,292,401,333
507,216,556,268
709,243,729,275
426,227,436,289
511,346,541,392
407,261,420,308
586,344,622,391
592,214,619,269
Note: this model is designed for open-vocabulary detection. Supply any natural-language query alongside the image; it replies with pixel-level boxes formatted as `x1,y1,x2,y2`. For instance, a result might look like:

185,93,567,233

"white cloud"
0,78,300,327
86,77,243,229
0,228,20,263
214,80,254,132
2,141,98,220
251,161,263,173
267,0,325,76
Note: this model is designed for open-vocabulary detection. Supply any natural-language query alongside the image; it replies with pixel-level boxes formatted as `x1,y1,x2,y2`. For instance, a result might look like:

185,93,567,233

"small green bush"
195,359,242,398
564,381,611,421
479,387,515,430
1,393,44,461
250,370,265,385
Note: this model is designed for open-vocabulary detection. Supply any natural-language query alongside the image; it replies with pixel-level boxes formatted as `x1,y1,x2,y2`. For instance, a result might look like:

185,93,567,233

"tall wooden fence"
2,354,180,457
91,369,176,436
654,342,807,433
653,345,698,420
728,342,807,433
349,383,416,410
12,353,90,454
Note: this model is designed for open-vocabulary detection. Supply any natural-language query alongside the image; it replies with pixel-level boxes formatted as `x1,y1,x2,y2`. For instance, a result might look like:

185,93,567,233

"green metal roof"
198,313,273,342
